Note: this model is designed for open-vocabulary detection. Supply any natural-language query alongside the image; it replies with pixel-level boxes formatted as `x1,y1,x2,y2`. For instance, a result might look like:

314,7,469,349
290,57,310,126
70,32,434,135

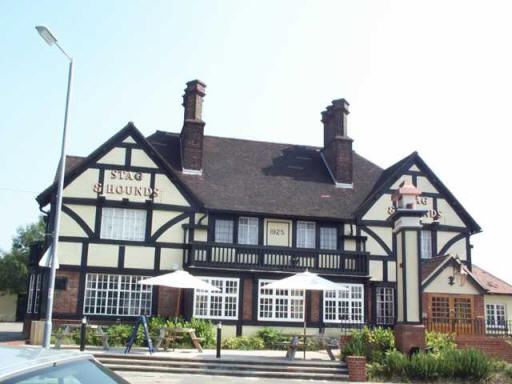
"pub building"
24,79,511,342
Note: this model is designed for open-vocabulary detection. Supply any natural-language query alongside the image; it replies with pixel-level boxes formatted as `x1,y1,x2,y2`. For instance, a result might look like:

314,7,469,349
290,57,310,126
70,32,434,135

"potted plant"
343,336,367,382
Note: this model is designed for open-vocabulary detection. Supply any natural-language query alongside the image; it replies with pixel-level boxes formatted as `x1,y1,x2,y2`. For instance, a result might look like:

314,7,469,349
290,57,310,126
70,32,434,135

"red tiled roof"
472,265,512,295
421,255,450,282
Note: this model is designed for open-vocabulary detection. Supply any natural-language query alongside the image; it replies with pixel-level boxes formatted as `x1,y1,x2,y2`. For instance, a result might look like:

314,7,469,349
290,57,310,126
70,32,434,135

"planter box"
346,356,367,382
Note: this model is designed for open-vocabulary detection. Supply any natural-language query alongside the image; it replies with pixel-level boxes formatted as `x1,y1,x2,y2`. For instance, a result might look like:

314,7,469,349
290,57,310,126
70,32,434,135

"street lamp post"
35,26,74,349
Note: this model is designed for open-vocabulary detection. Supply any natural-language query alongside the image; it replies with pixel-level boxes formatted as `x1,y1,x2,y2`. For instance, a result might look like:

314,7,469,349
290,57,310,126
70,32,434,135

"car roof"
0,346,92,380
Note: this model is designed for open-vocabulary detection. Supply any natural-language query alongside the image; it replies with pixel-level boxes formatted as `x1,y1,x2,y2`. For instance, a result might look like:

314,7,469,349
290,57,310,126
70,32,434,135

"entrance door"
428,295,475,335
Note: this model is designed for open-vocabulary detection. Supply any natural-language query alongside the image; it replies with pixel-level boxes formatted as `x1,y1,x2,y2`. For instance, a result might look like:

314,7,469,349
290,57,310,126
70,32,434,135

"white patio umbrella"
263,270,348,359
138,270,220,317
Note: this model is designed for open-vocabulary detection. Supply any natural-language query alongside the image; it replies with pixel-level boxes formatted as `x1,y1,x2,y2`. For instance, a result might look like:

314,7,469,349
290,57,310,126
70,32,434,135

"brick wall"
310,291,320,322
157,287,180,317
53,271,79,314
456,336,512,363
243,278,253,321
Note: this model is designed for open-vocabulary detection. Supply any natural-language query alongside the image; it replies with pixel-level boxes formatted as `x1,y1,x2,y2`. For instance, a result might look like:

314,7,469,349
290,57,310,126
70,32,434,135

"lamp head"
36,26,57,46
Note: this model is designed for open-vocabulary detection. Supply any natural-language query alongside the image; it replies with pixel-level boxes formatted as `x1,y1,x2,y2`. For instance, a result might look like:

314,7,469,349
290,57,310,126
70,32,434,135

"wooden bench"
154,327,204,353
53,324,109,350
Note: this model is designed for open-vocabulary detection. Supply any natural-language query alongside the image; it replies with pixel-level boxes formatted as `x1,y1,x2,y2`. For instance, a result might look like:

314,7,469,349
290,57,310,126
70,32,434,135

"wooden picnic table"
154,327,205,352
53,323,110,350
279,333,339,361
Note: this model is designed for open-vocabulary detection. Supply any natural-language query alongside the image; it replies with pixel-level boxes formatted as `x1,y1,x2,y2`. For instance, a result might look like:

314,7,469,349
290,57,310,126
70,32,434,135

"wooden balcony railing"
185,242,369,275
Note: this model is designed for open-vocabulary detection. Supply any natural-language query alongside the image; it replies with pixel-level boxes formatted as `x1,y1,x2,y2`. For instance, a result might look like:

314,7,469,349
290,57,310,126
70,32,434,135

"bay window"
297,221,315,248
323,283,364,323
193,277,239,319
83,274,152,316
100,207,146,241
238,217,258,245
258,280,304,321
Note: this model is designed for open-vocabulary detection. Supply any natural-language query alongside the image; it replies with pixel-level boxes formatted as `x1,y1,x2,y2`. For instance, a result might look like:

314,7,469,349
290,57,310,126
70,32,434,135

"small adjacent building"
23,80,511,339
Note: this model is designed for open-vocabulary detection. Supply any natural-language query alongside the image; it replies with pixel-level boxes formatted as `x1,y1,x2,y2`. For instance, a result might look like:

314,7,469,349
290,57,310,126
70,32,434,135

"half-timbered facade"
26,79,504,339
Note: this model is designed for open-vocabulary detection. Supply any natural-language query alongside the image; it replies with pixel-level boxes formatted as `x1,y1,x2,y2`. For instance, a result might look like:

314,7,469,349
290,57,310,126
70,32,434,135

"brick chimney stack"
180,80,206,174
321,99,353,188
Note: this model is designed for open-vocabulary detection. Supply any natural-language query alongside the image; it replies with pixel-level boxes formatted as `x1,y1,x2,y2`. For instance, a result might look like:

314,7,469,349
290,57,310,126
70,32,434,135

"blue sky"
2,1,512,282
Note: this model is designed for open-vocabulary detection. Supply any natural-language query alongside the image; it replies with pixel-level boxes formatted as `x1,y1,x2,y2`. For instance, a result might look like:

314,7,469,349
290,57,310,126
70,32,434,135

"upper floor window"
297,221,315,248
238,217,258,245
420,230,433,259
100,207,146,241
320,227,337,250
215,219,234,243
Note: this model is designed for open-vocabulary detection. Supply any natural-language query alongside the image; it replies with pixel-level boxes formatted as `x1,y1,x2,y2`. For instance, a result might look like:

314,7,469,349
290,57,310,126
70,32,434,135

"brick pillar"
242,278,253,321
157,287,180,317
346,356,367,382
394,323,426,354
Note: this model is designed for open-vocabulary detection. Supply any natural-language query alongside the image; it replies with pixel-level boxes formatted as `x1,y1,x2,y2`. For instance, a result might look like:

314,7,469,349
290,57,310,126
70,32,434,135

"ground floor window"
486,304,506,328
83,274,152,316
376,287,395,325
323,283,364,323
193,277,239,320
27,273,42,314
258,280,304,321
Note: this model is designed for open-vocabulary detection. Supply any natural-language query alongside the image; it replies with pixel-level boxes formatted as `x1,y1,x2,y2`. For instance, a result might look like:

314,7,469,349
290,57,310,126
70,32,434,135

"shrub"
257,327,286,349
425,330,456,353
341,327,395,363
221,336,265,350
370,347,493,382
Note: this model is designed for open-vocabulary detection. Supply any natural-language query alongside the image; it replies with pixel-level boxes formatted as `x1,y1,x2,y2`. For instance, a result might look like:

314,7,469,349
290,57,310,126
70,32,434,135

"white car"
0,346,130,383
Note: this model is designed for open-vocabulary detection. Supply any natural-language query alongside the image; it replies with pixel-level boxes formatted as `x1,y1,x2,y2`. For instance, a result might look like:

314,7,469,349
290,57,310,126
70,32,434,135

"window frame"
375,286,395,325
214,218,235,244
238,216,259,245
100,207,147,242
323,283,365,324
257,279,304,322
297,221,316,249
420,230,433,259
193,277,240,320
26,274,35,314
319,226,337,250
83,273,153,316
486,303,507,328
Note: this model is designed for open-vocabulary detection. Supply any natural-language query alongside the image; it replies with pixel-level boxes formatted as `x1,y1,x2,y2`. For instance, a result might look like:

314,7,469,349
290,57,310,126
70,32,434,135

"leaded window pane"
320,227,337,250
100,208,146,241
297,221,315,248
420,230,433,259
238,217,258,245
215,219,234,243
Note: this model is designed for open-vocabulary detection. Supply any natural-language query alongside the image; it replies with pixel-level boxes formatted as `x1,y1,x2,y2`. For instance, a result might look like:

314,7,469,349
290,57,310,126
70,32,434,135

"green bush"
341,327,395,363
257,327,286,349
425,330,456,353
371,347,493,382
221,336,265,350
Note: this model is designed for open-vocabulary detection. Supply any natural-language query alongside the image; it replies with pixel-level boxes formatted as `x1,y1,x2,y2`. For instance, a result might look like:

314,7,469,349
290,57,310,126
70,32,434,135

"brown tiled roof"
421,255,450,281
472,265,512,295
146,131,384,219
54,155,85,182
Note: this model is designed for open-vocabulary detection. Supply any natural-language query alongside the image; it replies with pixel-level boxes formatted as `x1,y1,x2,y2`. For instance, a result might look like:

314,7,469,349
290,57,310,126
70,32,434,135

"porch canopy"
138,270,220,316
263,270,347,358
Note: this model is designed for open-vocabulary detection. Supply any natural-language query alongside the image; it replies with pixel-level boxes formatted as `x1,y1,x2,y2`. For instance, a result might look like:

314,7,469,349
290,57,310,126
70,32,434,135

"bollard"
216,321,222,358
79,317,87,351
